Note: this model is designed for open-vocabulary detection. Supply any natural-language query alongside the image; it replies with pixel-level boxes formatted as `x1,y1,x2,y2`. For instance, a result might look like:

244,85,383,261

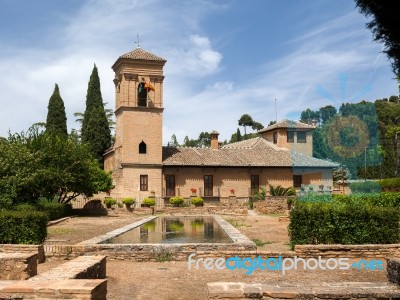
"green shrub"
379,178,400,191
104,198,117,206
191,197,204,207
350,181,381,193
169,196,184,207
0,210,48,244
288,201,400,249
298,194,333,203
143,198,156,207
37,201,72,221
269,185,296,196
14,203,37,212
252,186,266,200
122,197,136,205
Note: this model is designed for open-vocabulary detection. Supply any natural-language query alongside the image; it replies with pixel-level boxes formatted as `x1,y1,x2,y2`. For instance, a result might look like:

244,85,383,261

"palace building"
104,47,337,200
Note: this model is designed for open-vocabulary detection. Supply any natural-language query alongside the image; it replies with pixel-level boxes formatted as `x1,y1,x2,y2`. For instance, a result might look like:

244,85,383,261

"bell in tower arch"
138,77,148,107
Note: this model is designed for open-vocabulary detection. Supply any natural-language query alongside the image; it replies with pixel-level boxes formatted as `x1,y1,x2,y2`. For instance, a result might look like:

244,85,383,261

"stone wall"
294,244,400,258
387,258,400,285
253,196,292,214
0,244,45,263
207,282,400,299
44,244,257,261
0,253,37,280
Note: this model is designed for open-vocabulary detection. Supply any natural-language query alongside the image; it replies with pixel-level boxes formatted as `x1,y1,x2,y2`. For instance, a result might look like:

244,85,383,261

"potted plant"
169,196,184,207
191,197,204,207
190,188,197,196
142,197,156,207
229,188,236,198
122,197,136,209
142,197,156,215
104,198,116,209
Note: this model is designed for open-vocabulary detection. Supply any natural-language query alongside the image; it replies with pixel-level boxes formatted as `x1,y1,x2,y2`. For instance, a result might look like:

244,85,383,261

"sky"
0,0,398,144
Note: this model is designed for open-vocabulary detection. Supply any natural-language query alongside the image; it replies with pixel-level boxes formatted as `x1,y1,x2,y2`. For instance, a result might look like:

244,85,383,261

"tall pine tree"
81,64,112,165
46,84,68,137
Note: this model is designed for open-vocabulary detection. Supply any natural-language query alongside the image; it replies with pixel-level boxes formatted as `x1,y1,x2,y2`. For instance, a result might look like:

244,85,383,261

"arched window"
137,78,148,107
139,141,147,154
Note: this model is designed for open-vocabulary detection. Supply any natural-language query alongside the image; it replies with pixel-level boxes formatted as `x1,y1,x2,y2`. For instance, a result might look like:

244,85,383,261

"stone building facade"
104,47,337,199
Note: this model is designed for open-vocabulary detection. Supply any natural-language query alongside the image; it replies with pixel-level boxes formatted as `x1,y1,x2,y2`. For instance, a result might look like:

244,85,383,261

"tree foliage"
238,114,254,135
301,97,400,179
81,65,112,165
46,84,67,137
356,0,400,76
0,127,113,205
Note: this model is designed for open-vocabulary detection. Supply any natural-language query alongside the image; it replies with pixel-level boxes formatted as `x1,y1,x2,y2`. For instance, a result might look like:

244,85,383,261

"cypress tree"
81,65,112,165
85,104,111,165
46,84,68,137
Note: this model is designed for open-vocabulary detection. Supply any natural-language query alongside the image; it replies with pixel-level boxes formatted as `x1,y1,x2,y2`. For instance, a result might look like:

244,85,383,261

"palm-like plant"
269,184,296,196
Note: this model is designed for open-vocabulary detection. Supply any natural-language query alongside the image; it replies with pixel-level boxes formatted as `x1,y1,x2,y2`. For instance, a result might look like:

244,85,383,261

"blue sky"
0,0,398,143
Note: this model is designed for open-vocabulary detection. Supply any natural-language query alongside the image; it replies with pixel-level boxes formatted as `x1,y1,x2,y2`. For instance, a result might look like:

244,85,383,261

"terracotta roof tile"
259,119,315,133
119,48,166,61
162,137,337,168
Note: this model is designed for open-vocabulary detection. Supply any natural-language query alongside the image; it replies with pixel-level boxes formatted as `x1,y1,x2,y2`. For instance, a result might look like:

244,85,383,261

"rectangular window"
287,131,294,143
140,175,148,191
250,175,259,196
204,175,213,196
297,132,306,143
165,175,175,197
273,131,278,144
293,175,302,188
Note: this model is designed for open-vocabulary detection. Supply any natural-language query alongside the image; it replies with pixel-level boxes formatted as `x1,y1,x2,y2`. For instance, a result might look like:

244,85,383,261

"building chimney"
210,130,219,150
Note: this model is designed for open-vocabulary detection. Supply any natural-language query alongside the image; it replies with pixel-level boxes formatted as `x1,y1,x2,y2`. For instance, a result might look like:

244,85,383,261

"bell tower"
104,47,166,198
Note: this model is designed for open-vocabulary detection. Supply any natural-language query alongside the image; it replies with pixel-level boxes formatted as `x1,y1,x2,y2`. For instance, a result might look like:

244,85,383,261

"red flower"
190,188,197,193
230,188,235,194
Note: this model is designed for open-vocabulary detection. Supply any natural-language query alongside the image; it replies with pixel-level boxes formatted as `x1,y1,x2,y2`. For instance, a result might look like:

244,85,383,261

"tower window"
138,78,148,107
139,141,147,154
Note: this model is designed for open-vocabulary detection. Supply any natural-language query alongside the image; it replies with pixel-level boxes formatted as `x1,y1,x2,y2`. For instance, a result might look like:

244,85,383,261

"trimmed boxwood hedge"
289,201,400,249
0,210,48,244
14,202,73,221
37,202,72,220
379,177,400,191
350,181,381,193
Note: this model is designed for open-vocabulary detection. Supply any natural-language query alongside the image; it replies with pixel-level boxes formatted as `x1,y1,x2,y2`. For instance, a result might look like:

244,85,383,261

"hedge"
14,202,73,221
288,201,400,248
350,181,381,193
379,177,400,191
0,210,48,244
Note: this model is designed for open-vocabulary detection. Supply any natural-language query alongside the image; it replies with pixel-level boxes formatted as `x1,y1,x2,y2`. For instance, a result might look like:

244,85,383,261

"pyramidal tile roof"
162,137,338,168
259,119,315,133
119,47,166,61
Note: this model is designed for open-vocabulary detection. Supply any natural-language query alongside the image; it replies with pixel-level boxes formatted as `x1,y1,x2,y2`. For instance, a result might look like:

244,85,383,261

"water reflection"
105,216,232,244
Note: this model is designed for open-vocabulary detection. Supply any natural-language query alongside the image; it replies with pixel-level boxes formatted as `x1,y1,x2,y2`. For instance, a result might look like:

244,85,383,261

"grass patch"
225,218,252,228
47,227,78,235
251,238,274,247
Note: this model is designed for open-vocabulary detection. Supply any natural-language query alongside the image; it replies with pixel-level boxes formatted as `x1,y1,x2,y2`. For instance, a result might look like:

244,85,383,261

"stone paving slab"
29,255,106,281
207,282,400,299
0,279,107,300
